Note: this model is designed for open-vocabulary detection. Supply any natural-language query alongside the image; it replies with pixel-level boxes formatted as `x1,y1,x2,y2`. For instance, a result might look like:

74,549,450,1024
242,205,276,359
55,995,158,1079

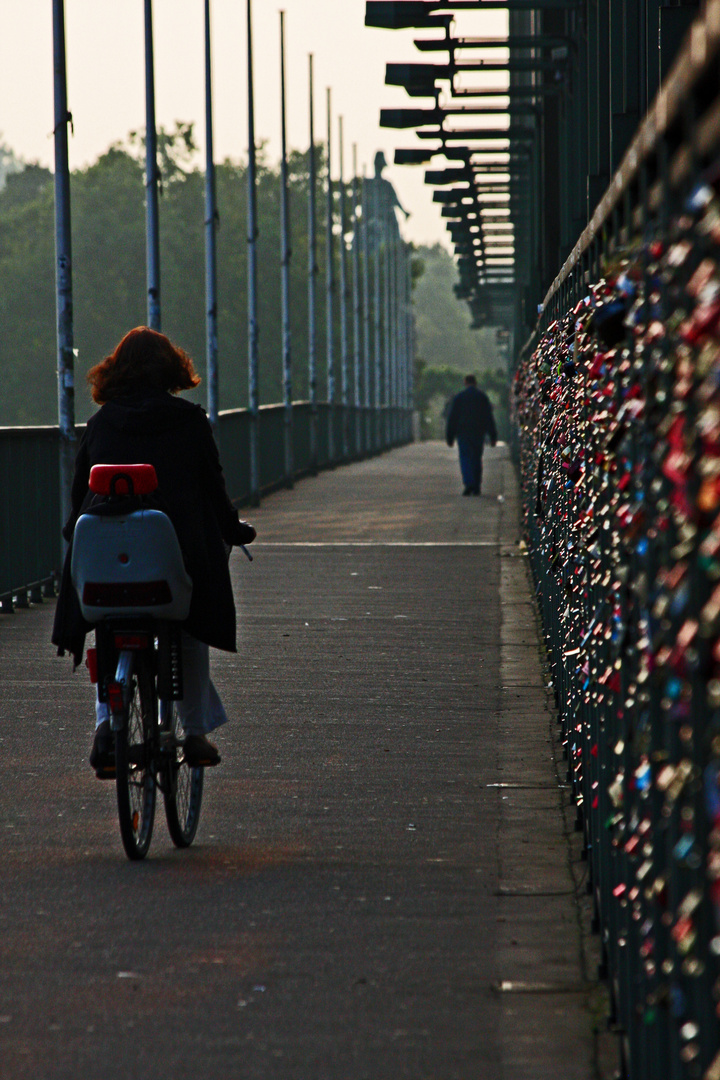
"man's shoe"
462,487,472,496
472,488,481,496
183,733,221,768
90,719,116,779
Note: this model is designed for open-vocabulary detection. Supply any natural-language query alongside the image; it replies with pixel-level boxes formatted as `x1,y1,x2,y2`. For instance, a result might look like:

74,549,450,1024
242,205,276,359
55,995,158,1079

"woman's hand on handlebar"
235,520,256,547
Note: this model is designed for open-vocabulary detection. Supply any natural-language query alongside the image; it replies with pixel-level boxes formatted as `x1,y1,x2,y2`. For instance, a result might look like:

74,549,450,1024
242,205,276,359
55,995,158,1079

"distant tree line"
0,130,508,429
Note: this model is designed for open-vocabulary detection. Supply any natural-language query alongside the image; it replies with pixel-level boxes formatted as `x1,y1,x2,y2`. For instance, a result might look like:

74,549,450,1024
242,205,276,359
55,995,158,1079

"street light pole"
338,116,349,460
279,10,293,487
247,0,260,505
326,88,335,462
144,0,161,331
373,175,382,451
308,54,318,474
383,193,391,448
52,0,75,543
204,0,219,431
351,145,362,457
361,168,372,453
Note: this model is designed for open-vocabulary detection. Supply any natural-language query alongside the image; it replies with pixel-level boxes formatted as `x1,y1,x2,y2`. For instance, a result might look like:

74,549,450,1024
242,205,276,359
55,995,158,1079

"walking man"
446,374,498,496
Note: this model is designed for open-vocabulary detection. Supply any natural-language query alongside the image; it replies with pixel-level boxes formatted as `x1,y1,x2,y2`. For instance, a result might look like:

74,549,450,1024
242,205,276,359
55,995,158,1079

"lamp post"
351,145,362,457
247,0,260,505
280,11,293,487
373,174,382,451
52,0,75,541
326,88,335,462
338,116,349,460
204,0,219,431
308,54,318,473
361,167,372,453
144,0,161,331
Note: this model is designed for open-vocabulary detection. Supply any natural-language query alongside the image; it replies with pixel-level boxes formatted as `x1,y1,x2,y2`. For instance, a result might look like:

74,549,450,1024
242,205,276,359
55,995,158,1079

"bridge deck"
0,443,595,1079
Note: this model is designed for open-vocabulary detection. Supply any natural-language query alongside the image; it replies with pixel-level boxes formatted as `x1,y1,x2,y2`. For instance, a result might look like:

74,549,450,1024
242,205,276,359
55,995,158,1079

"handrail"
0,402,412,611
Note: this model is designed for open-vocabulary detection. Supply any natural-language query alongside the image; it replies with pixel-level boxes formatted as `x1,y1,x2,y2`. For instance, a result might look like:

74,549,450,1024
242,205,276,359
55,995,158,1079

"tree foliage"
0,127,339,425
0,133,508,429
412,244,505,374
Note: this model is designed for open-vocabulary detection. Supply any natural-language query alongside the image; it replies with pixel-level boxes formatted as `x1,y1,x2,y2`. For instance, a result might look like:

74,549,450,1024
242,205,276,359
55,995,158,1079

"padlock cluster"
514,180,720,1074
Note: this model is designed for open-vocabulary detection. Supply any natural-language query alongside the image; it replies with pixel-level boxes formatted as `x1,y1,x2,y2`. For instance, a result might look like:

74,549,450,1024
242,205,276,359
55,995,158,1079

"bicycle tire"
115,652,157,860
161,702,204,848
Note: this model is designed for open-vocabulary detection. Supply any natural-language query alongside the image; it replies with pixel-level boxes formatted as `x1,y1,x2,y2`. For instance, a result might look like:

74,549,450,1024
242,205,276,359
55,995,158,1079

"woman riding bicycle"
52,326,256,774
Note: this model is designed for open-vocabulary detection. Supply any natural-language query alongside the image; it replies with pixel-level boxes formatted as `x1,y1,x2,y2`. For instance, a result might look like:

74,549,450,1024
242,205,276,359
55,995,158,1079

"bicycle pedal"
94,765,117,780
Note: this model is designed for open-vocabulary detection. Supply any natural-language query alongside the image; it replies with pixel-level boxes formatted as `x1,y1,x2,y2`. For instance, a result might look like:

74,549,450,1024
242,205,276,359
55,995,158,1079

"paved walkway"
0,442,597,1079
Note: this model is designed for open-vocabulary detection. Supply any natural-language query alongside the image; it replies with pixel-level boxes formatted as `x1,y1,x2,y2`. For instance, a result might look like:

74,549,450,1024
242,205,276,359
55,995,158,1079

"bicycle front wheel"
161,702,204,848
115,652,157,860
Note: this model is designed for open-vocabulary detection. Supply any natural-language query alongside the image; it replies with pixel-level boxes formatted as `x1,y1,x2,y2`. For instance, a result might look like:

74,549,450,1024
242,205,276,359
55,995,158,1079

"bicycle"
71,463,204,860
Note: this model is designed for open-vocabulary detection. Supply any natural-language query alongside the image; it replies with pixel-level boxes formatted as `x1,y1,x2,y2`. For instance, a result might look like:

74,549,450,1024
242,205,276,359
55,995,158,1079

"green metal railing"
0,403,411,611
0,427,62,611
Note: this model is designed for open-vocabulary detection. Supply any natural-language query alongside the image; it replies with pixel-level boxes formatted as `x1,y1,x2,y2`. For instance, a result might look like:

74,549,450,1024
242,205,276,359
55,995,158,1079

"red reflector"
114,633,150,650
118,553,130,564
89,463,158,496
85,648,98,684
107,681,124,712
82,581,172,607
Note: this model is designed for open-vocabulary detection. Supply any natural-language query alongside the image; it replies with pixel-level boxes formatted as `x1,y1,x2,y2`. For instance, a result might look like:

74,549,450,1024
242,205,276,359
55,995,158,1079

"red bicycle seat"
89,464,159,496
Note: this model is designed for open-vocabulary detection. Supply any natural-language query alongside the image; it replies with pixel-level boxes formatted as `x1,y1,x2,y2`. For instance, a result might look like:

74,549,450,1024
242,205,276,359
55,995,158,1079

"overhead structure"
367,0,700,345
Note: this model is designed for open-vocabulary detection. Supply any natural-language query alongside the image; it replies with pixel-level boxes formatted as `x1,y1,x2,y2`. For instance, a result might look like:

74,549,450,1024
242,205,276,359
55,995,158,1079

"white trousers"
95,631,229,735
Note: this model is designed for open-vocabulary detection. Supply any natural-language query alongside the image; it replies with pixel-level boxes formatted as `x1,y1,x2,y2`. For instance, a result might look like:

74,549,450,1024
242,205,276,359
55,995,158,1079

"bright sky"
1,0,507,250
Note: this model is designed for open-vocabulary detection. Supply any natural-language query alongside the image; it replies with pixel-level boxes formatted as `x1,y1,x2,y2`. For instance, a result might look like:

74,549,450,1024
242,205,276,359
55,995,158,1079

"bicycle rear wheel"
161,702,204,848
115,652,157,860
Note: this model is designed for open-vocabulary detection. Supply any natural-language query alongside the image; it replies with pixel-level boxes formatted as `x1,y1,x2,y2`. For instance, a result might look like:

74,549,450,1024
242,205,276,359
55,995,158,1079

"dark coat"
446,385,498,449
52,391,251,665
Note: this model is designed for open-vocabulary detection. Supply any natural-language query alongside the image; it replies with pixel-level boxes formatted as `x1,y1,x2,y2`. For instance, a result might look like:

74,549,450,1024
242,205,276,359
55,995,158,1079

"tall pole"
390,225,398,445
361,167,372,454
144,0,161,330
326,88,335,463
307,54,318,474
52,0,75,542
204,0,219,430
383,197,391,448
247,0,260,505
338,117,349,459
373,177,383,451
401,244,409,437
279,11,293,487
351,145,362,457
407,247,414,437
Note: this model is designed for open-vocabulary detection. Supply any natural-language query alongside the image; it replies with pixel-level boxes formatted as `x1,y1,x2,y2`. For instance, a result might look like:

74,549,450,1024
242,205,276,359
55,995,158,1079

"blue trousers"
457,437,484,493
95,631,228,735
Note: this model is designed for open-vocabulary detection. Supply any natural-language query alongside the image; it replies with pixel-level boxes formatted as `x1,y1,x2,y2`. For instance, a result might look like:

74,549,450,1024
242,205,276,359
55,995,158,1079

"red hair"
86,327,201,404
